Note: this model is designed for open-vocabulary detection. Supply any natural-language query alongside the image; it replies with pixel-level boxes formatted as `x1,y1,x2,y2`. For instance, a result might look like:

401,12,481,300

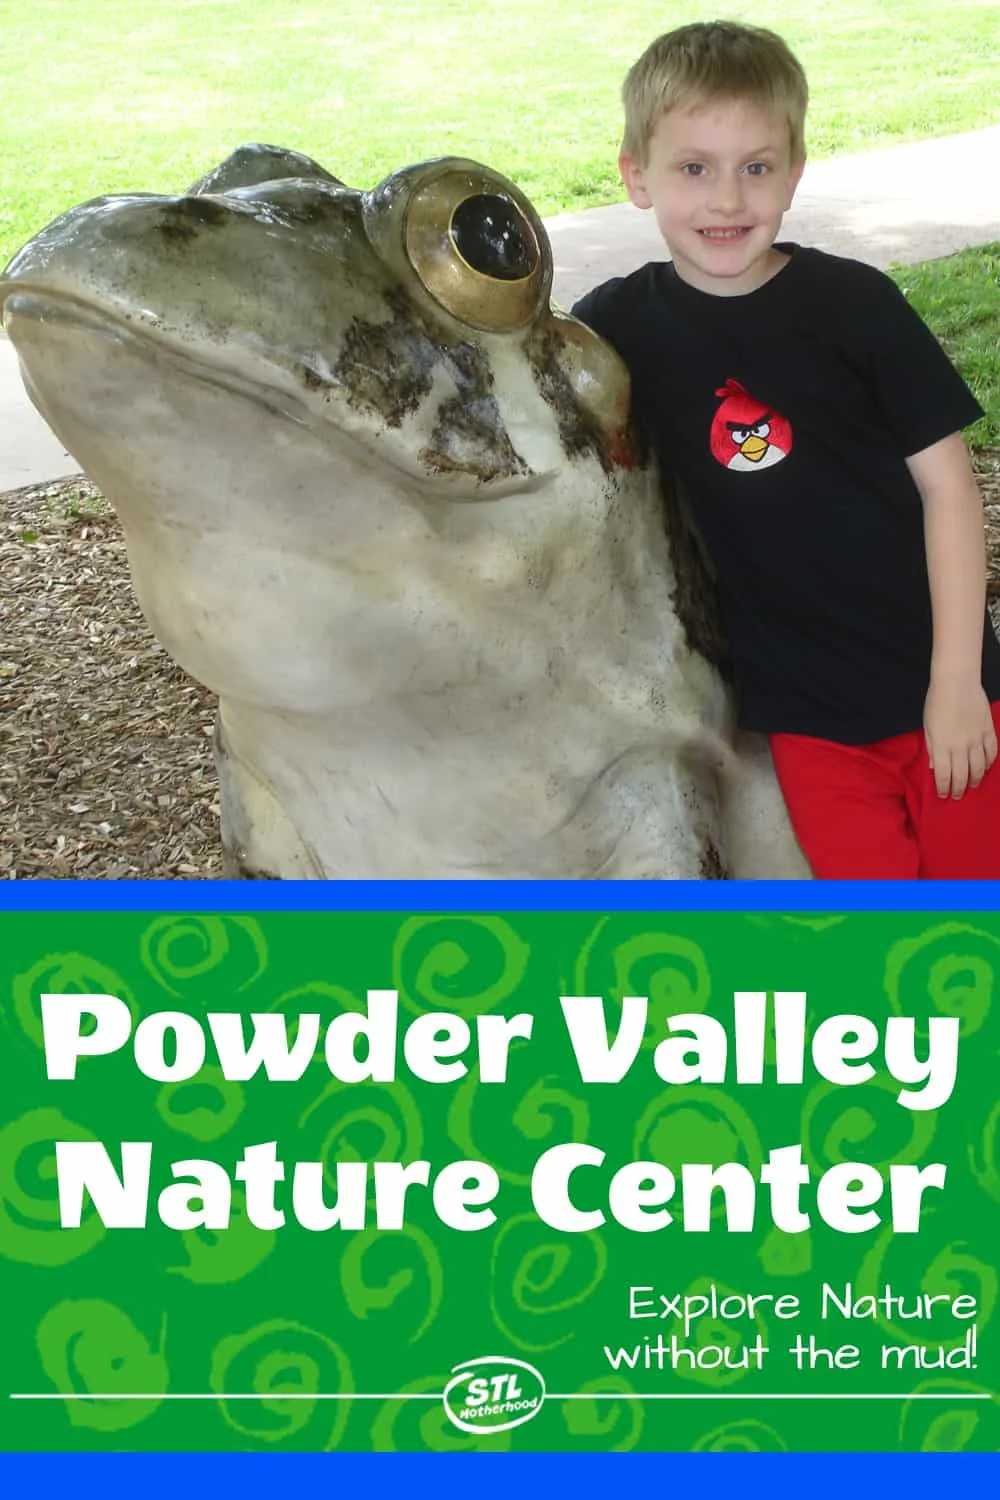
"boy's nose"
706,172,745,215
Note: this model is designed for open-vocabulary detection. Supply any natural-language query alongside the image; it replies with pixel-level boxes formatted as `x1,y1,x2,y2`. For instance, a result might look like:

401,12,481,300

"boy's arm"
906,431,998,798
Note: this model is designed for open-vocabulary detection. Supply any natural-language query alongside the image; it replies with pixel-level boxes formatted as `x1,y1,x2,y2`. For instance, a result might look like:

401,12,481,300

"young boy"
571,19,1000,879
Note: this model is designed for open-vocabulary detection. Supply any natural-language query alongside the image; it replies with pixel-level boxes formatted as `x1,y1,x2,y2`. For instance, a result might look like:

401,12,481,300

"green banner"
1,910,997,1452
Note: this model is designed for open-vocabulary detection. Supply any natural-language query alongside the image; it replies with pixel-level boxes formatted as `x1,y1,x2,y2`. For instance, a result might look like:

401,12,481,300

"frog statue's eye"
449,194,536,280
403,169,548,331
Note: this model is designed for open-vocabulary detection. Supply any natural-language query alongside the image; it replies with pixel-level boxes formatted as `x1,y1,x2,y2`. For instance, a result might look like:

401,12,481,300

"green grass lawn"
1,0,998,268
890,244,1000,446
1,2,996,441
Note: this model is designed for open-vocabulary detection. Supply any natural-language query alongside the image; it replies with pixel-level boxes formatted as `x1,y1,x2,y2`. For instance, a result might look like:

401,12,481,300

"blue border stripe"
1,879,1000,911
0,1454,996,1485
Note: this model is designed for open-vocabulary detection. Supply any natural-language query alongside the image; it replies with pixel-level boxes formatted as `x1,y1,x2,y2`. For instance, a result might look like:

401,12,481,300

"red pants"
769,702,1000,879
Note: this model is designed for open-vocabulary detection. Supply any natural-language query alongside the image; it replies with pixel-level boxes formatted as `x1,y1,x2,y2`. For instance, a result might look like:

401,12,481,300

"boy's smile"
620,99,805,296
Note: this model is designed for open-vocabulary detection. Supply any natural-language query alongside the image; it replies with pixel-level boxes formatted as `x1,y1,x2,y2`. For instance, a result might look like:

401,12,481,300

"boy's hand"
924,680,998,798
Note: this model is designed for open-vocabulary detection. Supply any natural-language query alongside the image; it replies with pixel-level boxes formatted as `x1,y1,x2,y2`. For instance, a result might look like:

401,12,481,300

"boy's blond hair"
622,20,808,165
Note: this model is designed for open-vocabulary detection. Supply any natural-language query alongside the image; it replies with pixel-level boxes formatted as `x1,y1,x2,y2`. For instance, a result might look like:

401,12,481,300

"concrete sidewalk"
2,123,999,491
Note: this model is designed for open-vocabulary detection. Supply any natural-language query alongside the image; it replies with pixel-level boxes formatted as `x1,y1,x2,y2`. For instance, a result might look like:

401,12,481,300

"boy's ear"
785,156,806,208
619,151,652,210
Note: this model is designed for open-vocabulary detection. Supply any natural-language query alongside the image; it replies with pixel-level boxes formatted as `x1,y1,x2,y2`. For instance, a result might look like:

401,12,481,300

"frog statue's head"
0,145,807,879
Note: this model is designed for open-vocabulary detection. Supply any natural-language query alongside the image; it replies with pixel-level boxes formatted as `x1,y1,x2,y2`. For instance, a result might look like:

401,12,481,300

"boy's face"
620,98,805,296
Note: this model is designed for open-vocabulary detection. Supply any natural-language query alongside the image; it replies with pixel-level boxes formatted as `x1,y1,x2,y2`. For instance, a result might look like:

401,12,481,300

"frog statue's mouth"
1,144,635,500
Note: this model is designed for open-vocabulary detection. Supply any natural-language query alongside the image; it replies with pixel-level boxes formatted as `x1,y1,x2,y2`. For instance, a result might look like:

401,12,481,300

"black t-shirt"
572,244,1000,743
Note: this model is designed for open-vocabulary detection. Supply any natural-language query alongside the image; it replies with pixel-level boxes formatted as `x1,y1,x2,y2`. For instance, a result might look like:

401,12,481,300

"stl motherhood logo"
443,1355,546,1433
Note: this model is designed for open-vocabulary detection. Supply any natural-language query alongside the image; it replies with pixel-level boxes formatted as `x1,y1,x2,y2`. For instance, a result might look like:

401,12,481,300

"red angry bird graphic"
710,379,793,471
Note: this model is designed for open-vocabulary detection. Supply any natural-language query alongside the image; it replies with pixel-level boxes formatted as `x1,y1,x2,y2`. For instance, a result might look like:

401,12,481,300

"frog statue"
0,145,809,880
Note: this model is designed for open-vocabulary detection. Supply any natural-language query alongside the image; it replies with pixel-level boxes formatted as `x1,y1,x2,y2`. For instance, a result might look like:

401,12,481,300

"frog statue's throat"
0,145,808,880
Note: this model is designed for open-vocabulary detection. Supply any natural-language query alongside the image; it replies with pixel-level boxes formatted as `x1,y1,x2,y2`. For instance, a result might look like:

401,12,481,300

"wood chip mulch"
1,477,222,880
3,452,1000,881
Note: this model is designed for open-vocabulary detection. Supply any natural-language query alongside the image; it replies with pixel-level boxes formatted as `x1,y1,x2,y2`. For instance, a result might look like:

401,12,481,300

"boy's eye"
745,162,769,176
681,163,706,177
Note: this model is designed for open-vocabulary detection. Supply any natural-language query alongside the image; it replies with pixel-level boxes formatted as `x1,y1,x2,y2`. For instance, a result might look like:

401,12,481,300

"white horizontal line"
8,1392,991,1402
10,1393,440,1402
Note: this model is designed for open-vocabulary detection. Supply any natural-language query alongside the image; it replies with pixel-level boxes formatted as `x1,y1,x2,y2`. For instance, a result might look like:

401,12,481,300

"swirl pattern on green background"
0,910,996,1452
